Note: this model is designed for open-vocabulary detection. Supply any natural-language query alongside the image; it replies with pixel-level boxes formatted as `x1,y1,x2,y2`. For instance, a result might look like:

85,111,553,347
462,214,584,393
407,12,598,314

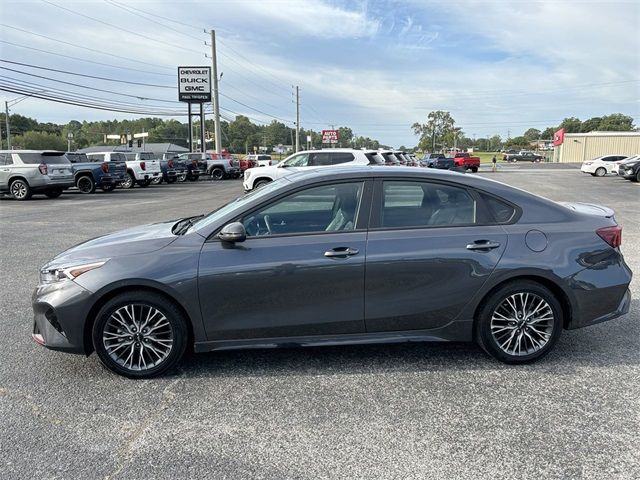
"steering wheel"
263,214,273,235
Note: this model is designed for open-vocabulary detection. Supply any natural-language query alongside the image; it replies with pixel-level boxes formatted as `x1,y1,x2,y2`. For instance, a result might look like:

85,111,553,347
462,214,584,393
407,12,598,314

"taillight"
38,162,48,175
140,161,146,171
597,226,622,248
100,162,109,173
168,160,174,168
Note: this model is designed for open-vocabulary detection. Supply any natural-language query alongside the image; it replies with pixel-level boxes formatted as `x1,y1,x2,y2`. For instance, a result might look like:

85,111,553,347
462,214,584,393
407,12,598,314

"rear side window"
480,193,517,223
112,154,127,162
380,181,477,228
330,153,354,165
365,153,384,165
86,154,104,162
17,152,69,164
309,152,332,166
0,153,12,165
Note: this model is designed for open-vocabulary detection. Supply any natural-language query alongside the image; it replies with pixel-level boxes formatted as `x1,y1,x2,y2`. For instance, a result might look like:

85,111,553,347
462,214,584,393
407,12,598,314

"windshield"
188,177,291,233
66,153,88,163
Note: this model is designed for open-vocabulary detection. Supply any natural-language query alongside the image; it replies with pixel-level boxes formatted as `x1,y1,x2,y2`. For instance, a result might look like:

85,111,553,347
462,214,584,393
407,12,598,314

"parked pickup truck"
123,152,164,187
452,152,480,172
87,152,161,188
175,153,207,181
508,150,544,162
67,152,126,193
205,152,241,180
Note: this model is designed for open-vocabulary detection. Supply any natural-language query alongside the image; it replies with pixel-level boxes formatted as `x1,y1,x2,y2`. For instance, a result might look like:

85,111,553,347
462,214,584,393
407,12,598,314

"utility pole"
210,30,222,155
295,85,300,152
5,101,11,150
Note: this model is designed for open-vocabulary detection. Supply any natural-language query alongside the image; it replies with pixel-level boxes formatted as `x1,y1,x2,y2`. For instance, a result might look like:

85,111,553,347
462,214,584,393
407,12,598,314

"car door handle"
466,240,501,251
324,247,359,258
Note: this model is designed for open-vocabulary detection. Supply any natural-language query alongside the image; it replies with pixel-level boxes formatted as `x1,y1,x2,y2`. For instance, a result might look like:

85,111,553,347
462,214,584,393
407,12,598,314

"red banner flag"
553,128,565,146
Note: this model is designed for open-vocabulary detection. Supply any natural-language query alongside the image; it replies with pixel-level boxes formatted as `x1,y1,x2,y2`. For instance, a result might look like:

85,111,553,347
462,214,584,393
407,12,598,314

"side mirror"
218,222,246,243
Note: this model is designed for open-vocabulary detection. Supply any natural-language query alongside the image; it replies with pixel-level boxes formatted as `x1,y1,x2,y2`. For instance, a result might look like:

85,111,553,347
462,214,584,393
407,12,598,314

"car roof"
0,150,65,154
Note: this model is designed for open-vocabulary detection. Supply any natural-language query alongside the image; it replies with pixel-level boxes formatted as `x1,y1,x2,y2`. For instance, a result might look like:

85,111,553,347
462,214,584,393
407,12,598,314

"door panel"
364,226,507,332
198,232,367,340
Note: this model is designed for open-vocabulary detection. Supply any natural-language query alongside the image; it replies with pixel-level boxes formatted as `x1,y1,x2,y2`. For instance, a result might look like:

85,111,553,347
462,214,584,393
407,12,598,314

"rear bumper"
97,175,116,187
31,176,75,191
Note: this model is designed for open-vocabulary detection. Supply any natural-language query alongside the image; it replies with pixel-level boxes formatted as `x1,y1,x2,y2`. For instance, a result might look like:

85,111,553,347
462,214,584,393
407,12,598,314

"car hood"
49,221,178,266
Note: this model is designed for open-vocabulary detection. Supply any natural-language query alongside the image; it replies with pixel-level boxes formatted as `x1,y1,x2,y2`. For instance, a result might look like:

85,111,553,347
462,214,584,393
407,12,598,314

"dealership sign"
322,129,339,144
553,128,565,146
178,66,211,103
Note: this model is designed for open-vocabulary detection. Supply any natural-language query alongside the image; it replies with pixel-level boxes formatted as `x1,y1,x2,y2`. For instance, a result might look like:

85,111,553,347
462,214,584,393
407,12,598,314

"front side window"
243,182,364,237
380,181,476,228
281,153,309,167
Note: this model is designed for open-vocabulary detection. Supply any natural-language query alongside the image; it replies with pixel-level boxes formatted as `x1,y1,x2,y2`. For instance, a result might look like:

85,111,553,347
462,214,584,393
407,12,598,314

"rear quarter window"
330,153,355,165
480,193,517,224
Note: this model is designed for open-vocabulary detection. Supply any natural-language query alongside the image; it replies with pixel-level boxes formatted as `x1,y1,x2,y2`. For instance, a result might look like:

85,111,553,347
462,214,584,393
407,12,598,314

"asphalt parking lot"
1,169,638,480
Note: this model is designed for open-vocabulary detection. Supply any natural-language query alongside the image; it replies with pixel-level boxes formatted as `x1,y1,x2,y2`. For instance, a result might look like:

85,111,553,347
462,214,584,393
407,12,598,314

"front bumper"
32,280,93,354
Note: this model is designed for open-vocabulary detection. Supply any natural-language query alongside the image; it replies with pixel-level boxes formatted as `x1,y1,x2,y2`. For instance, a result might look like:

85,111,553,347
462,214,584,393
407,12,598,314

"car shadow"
174,299,639,379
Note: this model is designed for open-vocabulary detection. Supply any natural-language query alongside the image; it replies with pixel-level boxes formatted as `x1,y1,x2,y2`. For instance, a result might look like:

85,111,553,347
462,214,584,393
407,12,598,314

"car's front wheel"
92,291,188,379
475,280,562,364
121,172,135,189
254,179,271,189
76,175,96,194
210,167,224,180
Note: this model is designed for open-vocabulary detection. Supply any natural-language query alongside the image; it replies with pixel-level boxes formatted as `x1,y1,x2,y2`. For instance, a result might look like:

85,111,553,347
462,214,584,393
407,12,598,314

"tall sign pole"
295,85,300,152
210,30,222,155
5,101,11,150
199,103,206,153
187,103,193,152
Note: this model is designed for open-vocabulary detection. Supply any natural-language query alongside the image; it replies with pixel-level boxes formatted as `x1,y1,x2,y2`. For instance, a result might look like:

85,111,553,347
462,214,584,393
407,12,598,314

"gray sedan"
32,167,632,378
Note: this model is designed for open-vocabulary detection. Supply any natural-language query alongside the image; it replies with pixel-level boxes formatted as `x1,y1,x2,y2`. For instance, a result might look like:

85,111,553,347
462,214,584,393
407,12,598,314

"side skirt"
194,320,473,353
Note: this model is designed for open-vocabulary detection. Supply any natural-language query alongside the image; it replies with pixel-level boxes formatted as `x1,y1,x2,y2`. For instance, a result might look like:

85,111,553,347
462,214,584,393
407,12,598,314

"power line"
0,40,174,77
0,60,174,88
219,92,293,123
42,0,205,56
1,24,174,71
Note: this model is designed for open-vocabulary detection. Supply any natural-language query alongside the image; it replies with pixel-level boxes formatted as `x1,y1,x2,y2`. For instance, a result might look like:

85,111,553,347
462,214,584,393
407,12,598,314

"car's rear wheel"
633,170,640,182
121,172,135,189
151,177,163,185
76,175,96,194
210,167,224,180
137,179,151,187
254,179,271,189
475,280,562,364
188,173,199,182
595,167,606,177
92,291,188,379
10,179,31,200
177,173,187,182
45,189,63,198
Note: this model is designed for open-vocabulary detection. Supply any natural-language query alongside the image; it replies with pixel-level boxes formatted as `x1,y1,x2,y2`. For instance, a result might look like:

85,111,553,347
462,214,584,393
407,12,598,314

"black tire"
122,172,135,189
76,175,96,194
475,280,563,364
177,173,187,182
633,170,640,183
590,173,596,177
188,174,200,182
45,189,63,199
210,167,224,181
254,179,271,189
101,184,116,192
595,167,606,177
92,291,188,379
471,167,478,173
10,178,32,200
137,179,151,187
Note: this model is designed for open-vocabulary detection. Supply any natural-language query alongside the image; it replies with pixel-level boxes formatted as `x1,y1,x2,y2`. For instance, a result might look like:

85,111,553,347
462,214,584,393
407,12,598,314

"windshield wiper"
172,215,204,235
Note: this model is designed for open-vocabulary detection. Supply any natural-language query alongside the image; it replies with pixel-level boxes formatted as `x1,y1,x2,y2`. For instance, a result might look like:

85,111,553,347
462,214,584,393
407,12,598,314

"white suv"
242,149,384,191
580,154,628,177
246,154,273,167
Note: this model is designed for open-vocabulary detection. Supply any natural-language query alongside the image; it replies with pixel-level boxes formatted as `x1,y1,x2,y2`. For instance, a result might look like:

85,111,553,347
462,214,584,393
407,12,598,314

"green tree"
580,117,602,133
412,111,456,151
20,131,67,150
598,113,634,131
523,128,541,141
559,117,582,133
540,127,556,139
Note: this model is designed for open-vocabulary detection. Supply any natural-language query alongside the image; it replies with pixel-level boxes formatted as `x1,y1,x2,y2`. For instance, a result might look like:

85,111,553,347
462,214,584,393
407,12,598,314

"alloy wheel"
102,304,174,371
490,292,554,356
11,180,28,199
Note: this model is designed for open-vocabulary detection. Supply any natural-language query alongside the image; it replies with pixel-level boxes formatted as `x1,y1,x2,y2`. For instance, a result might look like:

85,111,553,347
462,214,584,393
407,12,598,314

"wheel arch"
472,274,574,334
74,170,95,180
8,175,29,186
83,283,195,356
253,176,273,187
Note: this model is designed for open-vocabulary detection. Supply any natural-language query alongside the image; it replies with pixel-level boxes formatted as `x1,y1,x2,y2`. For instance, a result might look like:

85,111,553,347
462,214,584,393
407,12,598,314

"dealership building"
553,131,640,163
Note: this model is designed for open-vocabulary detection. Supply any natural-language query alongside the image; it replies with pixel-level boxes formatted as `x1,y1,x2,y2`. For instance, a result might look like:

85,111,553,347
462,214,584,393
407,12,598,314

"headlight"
40,260,108,284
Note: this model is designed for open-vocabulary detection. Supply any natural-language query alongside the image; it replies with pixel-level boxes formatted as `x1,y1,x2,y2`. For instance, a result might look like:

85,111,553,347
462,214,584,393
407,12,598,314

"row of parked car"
0,149,247,200
580,154,640,182
241,149,479,191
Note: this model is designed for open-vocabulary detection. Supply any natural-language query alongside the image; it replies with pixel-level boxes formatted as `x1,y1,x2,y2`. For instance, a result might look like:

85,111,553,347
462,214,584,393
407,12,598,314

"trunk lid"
558,201,615,218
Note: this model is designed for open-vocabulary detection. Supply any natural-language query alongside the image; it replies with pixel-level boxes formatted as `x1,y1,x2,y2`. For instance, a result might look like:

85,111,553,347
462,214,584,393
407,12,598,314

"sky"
0,0,639,147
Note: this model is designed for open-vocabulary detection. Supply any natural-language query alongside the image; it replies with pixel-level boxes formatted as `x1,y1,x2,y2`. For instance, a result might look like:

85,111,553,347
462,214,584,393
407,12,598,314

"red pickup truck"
452,152,480,172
